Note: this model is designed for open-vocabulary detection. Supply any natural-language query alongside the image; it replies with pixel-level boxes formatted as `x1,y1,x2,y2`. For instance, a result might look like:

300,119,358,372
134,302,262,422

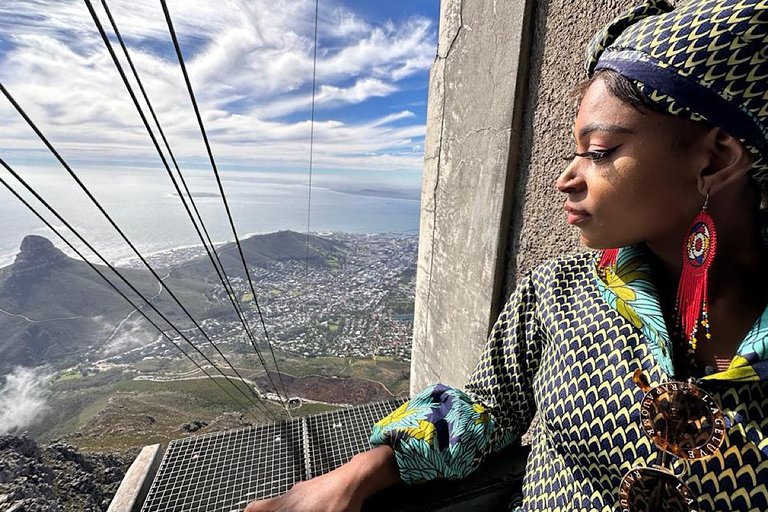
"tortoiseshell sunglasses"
619,370,726,512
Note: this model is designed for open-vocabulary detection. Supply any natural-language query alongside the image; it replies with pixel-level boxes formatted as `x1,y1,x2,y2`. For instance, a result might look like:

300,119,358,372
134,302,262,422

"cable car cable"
0,80,269,415
85,0,287,406
305,0,320,277
159,0,291,405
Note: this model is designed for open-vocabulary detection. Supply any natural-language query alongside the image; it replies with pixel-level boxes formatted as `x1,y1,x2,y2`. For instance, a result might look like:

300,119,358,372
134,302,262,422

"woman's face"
556,77,709,250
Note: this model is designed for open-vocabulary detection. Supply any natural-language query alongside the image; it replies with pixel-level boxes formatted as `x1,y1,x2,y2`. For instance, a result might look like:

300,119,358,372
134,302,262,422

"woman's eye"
563,145,621,162
582,149,609,161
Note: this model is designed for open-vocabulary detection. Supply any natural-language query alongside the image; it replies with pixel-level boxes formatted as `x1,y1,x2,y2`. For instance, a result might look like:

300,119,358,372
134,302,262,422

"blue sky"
0,0,439,189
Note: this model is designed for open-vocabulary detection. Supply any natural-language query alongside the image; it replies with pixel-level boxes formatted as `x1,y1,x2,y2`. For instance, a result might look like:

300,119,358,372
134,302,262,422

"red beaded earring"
598,248,619,273
676,195,717,356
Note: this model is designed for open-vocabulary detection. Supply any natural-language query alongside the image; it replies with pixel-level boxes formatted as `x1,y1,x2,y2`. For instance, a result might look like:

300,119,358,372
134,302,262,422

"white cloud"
317,78,397,104
0,366,54,435
256,77,397,119
100,315,158,356
0,0,435,174
369,110,416,128
327,9,370,38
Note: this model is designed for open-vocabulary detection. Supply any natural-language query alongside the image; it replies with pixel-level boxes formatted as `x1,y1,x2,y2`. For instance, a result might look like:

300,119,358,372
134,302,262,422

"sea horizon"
0,167,421,268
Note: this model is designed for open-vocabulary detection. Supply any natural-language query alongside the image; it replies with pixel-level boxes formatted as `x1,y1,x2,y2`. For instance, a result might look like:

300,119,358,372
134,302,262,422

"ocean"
0,166,421,267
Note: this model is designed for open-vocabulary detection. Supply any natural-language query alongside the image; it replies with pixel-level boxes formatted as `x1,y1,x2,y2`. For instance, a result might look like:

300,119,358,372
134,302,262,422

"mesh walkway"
141,399,406,512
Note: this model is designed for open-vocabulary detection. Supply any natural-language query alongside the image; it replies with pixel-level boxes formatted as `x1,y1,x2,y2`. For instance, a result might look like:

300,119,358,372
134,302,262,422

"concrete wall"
410,0,639,393
107,444,163,512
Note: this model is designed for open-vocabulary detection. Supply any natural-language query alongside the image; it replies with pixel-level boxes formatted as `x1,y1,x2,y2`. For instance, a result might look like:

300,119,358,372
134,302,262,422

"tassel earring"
598,248,619,273
676,194,717,355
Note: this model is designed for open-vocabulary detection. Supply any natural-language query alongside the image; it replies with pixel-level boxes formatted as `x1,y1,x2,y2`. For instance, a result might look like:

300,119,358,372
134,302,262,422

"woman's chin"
579,233,616,251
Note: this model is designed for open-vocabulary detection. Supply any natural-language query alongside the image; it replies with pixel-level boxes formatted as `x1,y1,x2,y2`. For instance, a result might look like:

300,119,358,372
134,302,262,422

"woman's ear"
698,127,753,196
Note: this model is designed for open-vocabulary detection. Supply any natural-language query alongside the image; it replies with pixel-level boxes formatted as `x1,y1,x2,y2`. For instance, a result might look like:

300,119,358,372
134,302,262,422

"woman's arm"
369,274,542,484
244,445,400,512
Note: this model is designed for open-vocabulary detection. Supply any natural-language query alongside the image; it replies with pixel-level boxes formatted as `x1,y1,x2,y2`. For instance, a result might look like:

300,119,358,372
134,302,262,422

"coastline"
0,230,420,272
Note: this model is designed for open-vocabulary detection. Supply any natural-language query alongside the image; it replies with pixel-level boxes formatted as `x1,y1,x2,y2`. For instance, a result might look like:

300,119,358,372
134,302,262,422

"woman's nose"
556,160,584,195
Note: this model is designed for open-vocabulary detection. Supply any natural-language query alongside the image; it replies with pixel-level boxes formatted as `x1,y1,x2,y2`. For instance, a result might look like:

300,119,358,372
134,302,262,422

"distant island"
167,191,221,199
334,187,421,201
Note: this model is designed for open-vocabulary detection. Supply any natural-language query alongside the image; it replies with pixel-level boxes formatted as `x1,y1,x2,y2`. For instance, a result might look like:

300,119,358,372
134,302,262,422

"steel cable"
159,0,291,406
305,0,320,278
0,79,271,416
86,0,287,406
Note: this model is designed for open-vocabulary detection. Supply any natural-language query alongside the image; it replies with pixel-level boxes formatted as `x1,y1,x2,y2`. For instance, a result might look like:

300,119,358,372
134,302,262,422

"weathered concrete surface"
410,0,535,394
503,0,638,297
107,443,163,512
411,0,641,393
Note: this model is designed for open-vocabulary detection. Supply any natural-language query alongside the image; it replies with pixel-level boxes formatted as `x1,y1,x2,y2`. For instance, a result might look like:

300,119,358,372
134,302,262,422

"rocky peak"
11,236,69,276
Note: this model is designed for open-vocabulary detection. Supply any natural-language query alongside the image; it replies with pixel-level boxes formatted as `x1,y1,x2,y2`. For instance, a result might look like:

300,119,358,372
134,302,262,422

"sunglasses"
619,369,726,512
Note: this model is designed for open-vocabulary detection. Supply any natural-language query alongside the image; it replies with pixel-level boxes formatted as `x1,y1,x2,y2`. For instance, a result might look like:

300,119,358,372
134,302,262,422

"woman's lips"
563,203,590,225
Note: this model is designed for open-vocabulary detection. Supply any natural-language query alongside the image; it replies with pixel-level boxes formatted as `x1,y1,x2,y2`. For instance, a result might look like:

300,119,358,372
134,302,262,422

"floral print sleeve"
370,275,543,484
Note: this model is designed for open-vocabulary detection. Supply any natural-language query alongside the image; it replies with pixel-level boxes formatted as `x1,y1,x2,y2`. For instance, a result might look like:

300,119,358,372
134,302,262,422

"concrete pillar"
410,0,535,394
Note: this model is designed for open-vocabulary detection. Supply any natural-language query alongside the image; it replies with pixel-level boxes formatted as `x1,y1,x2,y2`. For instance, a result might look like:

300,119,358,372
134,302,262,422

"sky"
0,0,439,189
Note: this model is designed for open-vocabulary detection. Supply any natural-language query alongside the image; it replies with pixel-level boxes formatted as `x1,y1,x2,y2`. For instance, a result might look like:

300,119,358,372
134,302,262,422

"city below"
111,232,417,367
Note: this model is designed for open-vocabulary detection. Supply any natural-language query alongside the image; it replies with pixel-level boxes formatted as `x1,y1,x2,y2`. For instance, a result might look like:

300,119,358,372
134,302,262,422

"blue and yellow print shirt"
371,249,768,511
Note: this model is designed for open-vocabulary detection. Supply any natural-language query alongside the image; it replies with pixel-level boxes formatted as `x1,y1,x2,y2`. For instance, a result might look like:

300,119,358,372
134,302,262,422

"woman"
246,0,768,510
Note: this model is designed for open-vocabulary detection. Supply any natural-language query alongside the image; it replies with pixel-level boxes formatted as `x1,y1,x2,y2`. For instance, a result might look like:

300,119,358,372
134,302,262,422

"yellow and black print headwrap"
585,0,768,180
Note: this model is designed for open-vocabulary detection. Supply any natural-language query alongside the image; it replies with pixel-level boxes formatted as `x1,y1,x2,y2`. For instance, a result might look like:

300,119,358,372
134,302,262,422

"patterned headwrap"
585,0,768,181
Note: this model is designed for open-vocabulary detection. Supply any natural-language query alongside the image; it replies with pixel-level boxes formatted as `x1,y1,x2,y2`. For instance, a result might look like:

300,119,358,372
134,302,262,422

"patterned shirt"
370,248,768,511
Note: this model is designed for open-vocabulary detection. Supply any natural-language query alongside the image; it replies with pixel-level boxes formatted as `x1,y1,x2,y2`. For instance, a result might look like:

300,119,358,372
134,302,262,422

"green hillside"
170,230,347,281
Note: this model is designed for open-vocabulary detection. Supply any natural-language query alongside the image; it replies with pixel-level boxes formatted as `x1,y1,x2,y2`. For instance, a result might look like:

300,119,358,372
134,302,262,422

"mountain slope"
0,232,348,374
0,236,219,374
169,230,347,280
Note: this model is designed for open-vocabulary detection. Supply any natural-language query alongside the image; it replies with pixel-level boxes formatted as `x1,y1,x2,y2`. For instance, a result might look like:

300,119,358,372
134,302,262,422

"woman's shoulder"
526,251,596,288
503,251,599,308
501,250,603,325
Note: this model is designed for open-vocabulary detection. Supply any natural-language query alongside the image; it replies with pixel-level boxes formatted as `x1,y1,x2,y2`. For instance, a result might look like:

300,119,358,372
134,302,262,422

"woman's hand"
243,469,363,512
243,445,400,512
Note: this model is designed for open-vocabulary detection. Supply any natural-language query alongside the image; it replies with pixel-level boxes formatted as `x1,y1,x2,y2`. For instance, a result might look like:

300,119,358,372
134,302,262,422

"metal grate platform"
140,399,406,512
